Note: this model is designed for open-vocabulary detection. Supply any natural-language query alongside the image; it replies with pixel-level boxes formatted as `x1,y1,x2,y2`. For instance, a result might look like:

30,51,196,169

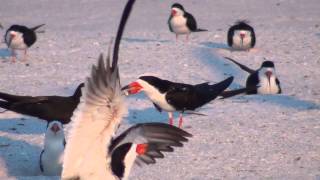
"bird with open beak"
122,76,233,128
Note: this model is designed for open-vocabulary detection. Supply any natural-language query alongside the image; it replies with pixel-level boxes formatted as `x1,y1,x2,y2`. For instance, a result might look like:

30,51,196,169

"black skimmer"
4,24,45,62
109,122,191,179
62,1,191,179
221,57,281,98
0,83,83,124
122,76,234,128
168,3,207,41
40,121,65,176
227,20,256,51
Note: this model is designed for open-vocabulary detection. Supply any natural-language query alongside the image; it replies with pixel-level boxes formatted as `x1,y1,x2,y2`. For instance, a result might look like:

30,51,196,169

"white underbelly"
257,79,279,94
170,17,190,34
41,153,63,176
232,36,252,50
148,93,176,112
6,33,27,50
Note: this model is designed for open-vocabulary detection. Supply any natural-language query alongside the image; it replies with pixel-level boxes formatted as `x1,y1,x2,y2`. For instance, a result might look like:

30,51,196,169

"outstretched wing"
109,123,192,179
62,52,126,179
62,0,136,178
224,57,256,74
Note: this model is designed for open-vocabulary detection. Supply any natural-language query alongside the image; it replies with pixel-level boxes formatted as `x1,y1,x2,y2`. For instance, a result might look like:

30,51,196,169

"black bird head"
227,20,256,49
235,21,254,38
121,76,168,95
261,61,275,68
171,3,185,16
47,121,63,136
260,61,276,83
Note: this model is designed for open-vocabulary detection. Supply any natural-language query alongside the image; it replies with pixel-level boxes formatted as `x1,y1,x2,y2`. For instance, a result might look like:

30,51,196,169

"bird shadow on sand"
0,136,43,177
234,94,319,110
0,117,46,135
199,42,230,50
126,107,168,125
123,37,171,44
315,33,320,38
0,48,11,59
193,47,244,89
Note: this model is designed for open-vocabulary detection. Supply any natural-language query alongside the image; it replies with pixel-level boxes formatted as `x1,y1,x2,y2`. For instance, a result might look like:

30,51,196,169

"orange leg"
176,34,178,42
11,49,16,63
22,49,27,62
186,34,189,42
168,112,174,125
178,113,183,128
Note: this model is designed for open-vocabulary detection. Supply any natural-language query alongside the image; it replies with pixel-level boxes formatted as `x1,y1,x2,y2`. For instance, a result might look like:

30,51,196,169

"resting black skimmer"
62,0,191,179
221,57,281,98
40,121,65,176
168,3,207,41
227,20,255,51
4,24,45,62
0,83,83,124
122,76,234,128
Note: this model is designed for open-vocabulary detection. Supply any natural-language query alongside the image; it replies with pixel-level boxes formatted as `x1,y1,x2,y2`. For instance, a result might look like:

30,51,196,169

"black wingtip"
235,19,250,25
31,24,45,31
222,76,234,88
112,0,136,71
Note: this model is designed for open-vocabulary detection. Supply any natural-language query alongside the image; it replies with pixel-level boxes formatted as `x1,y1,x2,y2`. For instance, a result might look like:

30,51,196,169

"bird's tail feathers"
31,24,45,32
0,91,26,102
0,101,11,110
194,28,208,32
219,88,247,99
209,76,234,95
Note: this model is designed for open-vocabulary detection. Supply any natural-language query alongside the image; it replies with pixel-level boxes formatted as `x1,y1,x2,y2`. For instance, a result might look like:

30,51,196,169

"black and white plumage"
62,1,192,179
227,21,256,50
109,123,192,179
61,0,132,179
122,76,234,127
168,3,207,41
40,121,65,176
4,24,45,62
221,57,281,98
0,83,83,124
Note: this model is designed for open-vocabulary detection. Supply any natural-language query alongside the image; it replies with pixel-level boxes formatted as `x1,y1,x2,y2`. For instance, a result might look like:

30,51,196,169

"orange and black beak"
8,33,16,46
240,32,245,40
50,123,60,134
265,71,272,84
121,81,143,95
240,32,245,45
171,9,177,16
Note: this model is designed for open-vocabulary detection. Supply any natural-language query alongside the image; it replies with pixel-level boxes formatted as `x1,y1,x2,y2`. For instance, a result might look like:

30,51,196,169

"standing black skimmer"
62,1,191,179
40,121,65,176
4,24,45,62
168,3,207,41
227,20,256,51
221,57,281,98
122,76,234,128
0,83,83,124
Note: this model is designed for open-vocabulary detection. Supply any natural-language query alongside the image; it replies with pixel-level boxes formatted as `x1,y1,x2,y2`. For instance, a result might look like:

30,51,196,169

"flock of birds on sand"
0,0,283,179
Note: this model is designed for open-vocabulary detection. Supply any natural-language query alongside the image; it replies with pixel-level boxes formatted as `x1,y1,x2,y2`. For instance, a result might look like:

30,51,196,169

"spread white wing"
62,52,127,179
62,0,135,178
